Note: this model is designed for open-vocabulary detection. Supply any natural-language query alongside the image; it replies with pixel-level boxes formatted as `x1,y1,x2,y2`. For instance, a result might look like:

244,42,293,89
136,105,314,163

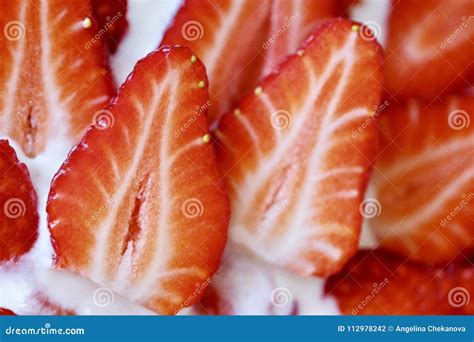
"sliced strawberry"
215,19,383,276
0,308,16,315
325,249,474,315
384,0,474,99
371,96,474,264
161,0,271,124
0,140,38,261
260,0,339,77
47,47,230,314
0,0,115,157
91,0,128,54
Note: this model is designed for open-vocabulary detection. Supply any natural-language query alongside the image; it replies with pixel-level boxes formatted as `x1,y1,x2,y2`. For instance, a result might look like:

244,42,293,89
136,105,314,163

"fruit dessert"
0,0,472,316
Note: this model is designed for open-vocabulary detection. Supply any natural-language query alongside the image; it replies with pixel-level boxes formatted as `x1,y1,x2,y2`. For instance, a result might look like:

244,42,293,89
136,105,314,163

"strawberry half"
384,0,474,99
215,19,383,276
0,0,114,157
0,308,16,315
47,47,230,314
260,0,340,77
325,249,474,315
0,140,38,261
91,0,128,54
371,96,474,264
161,0,271,124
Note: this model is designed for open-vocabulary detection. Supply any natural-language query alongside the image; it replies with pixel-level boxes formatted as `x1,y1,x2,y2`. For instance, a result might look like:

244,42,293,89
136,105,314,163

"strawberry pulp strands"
384,0,474,100
47,47,230,315
325,249,474,315
215,19,383,277
0,140,38,261
91,0,128,54
0,0,114,157
161,0,344,125
370,96,474,264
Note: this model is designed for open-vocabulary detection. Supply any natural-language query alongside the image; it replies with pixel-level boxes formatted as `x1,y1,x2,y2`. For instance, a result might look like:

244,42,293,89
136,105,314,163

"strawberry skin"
0,0,115,157
0,140,38,261
0,308,16,315
384,0,474,99
371,96,474,264
91,0,128,54
260,0,340,77
215,19,383,276
161,0,271,124
47,47,230,315
326,249,474,315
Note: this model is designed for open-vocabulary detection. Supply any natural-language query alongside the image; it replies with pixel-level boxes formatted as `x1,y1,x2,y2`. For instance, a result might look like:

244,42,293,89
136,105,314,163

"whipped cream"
0,0,388,315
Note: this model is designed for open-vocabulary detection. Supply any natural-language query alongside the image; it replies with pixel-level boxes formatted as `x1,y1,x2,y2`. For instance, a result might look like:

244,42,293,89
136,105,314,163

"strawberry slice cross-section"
215,19,383,277
0,139,38,262
370,96,474,264
384,0,474,99
0,0,114,157
47,47,230,314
